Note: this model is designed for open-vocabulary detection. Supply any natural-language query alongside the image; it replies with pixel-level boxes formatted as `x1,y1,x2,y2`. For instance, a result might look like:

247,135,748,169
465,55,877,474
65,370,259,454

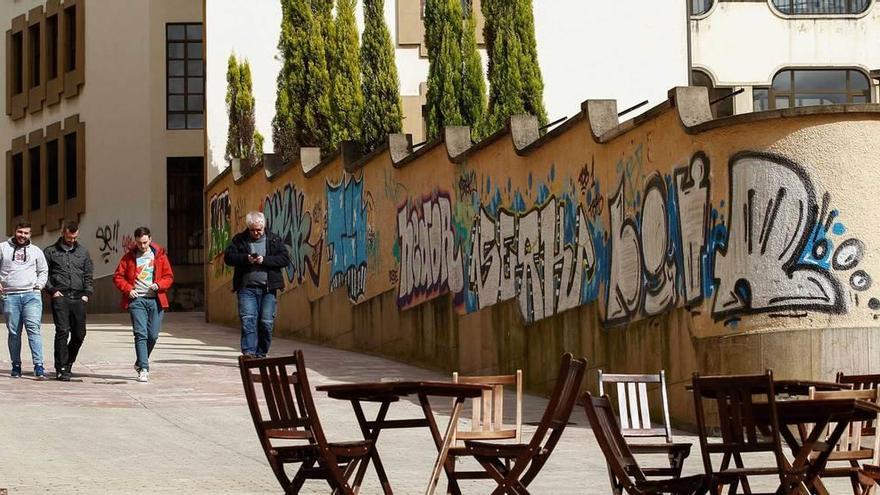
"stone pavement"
0,313,850,494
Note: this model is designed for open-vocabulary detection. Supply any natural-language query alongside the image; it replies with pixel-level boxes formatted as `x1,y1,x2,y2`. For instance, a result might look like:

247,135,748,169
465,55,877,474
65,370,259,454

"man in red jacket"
113,227,174,383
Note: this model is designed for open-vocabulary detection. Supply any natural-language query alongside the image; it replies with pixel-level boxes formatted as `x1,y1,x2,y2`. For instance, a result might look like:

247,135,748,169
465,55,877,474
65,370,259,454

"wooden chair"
238,352,372,494
584,392,709,494
458,353,587,494
446,370,523,489
691,370,798,495
598,370,692,493
807,386,880,494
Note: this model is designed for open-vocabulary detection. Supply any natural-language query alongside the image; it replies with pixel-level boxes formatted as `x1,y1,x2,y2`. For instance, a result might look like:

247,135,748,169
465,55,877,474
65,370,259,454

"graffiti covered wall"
206,88,880,420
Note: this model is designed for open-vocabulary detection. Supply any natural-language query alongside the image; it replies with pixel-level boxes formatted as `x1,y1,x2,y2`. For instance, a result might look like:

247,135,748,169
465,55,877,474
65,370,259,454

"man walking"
113,227,173,383
0,221,48,378
224,211,289,358
44,221,94,381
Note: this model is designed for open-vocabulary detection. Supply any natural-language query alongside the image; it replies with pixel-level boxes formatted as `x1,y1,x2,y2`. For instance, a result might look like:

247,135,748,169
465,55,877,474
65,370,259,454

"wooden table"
316,380,490,495
753,398,880,495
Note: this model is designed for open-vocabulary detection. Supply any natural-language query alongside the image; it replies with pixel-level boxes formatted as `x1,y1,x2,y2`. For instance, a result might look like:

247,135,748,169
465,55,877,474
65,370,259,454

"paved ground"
0,313,851,494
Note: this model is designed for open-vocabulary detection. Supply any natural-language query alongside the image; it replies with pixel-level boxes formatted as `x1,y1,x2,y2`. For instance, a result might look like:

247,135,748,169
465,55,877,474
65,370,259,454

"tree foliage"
329,0,364,149
360,0,403,152
424,0,486,140
272,0,333,163
225,54,263,168
480,0,546,137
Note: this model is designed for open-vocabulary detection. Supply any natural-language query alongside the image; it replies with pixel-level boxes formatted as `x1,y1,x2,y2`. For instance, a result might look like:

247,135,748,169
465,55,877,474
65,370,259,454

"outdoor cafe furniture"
444,369,523,491
238,352,373,495
598,369,692,492
315,378,490,495
805,386,880,495
584,392,709,494
454,352,587,495
691,370,880,495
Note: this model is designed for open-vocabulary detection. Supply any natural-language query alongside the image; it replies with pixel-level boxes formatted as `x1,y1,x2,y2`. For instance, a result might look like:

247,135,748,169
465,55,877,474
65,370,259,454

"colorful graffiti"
263,183,322,288
396,192,464,309
209,191,231,259
327,175,368,303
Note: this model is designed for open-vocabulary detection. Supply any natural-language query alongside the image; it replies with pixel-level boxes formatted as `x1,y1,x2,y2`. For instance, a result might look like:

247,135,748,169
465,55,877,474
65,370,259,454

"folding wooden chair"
692,370,798,495
584,392,708,494
445,370,523,490
598,370,692,494
239,352,372,494
459,353,587,494
808,386,880,494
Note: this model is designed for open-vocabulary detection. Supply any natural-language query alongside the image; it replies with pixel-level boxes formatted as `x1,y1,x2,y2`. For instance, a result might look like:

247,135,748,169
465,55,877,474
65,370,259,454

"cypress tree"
272,0,333,163
225,55,263,168
424,0,464,140
225,54,242,165
329,0,364,150
360,0,403,152
460,5,486,139
480,0,546,137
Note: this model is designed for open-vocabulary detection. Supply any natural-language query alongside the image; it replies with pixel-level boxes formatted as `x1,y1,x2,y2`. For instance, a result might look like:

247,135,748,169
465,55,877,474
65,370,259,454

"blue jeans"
3,291,43,367
238,287,276,357
129,297,163,371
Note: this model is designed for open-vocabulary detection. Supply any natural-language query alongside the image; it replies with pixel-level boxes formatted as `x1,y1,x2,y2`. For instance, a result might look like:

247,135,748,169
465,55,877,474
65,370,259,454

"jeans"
129,297,163,372
238,287,276,357
3,291,43,367
51,295,87,371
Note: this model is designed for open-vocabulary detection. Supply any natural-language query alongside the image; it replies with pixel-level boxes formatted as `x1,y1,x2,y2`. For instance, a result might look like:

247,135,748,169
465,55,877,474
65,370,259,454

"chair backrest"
691,370,787,480
527,353,587,454
584,392,648,494
452,370,523,444
809,386,880,465
598,370,674,443
837,373,880,438
238,352,331,453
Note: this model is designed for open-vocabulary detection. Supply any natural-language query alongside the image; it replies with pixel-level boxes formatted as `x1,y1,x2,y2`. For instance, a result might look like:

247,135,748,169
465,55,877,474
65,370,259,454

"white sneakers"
137,369,150,382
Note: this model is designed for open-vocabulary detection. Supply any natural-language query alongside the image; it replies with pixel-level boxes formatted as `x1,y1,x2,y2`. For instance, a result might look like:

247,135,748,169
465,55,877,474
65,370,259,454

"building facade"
1,0,205,312
690,0,880,116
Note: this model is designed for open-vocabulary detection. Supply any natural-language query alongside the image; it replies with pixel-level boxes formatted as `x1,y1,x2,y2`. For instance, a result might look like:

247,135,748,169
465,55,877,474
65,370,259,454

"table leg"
781,419,833,495
422,395,465,495
351,399,394,495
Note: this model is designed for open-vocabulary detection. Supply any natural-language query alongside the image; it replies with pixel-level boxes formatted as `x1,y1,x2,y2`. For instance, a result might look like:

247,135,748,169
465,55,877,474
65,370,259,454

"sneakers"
34,365,46,379
56,368,71,382
10,365,22,378
136,369,149,382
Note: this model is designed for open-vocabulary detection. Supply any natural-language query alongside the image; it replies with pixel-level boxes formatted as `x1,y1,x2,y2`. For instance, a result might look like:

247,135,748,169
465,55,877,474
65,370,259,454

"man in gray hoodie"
0,221,49,378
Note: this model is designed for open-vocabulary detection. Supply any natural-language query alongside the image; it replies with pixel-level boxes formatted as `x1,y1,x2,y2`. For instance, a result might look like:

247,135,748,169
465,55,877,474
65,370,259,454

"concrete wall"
1,0,202,313
205,88,880,425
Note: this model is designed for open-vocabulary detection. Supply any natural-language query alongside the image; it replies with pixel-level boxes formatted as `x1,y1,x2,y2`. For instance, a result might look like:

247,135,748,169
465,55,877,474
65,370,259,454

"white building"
204,0,691,181
690,0,880,116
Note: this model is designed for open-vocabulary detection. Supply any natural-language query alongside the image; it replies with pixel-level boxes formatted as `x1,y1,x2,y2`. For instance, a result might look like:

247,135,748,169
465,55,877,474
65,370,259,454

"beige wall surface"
1,0,202,311
206,90,880,422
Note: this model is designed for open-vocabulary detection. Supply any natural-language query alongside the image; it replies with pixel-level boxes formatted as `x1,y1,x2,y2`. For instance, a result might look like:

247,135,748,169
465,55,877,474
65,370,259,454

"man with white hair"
223,211,290,357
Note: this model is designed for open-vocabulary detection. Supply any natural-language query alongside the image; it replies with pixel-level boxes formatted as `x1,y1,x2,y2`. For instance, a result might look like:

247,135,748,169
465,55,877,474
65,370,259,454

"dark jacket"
112,242,174,310
43,238,94,298
223,230,289,292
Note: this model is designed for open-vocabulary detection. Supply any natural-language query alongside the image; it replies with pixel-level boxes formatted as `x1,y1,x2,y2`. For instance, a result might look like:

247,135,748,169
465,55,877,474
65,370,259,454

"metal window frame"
165,22,204,130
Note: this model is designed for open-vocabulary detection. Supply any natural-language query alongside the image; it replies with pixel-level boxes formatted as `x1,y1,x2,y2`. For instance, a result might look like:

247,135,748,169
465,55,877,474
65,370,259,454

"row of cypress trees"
225,54,264,168
243,0,547,164
272,0,402,163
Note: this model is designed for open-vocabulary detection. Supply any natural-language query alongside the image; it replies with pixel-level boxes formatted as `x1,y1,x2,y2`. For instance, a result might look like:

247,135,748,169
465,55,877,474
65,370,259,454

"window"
166,23,204,129
753,68,871,110
691,0,714,15
692,70,734,117
64,131,76,200
28,144,40,212
28,22,40,90
47,138,59,207
11,30,24,95
64,4,76,72
772,0,870,15
11,151,24,217
167,157,205,265
46,13,58,80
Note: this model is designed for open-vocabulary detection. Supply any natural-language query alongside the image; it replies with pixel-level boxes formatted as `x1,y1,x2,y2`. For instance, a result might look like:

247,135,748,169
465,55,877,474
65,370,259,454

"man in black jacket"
44,221,94,381
223,211,290,357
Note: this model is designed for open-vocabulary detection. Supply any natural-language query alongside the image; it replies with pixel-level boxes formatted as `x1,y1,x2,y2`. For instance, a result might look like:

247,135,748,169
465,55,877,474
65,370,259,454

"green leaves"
225,54,261,168
360,0,403,152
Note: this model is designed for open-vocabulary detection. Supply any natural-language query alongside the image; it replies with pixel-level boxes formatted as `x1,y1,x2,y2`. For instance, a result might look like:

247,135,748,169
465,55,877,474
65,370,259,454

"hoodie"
0,238,49,294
